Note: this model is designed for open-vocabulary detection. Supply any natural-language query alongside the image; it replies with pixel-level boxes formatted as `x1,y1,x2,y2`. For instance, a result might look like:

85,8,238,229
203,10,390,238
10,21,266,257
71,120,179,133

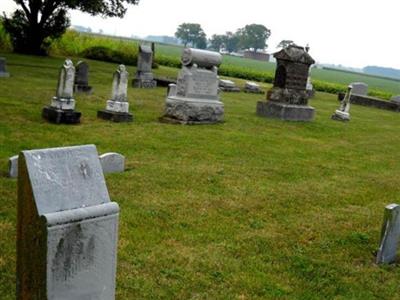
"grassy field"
1,53,400,299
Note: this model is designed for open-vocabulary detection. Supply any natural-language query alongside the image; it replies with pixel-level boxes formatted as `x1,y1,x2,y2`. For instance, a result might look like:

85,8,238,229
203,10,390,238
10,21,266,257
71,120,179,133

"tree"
3,0,140,55
277,40,294,49
210,34,225,51
175,23,207,49
237,24,271,52
224,31,240,53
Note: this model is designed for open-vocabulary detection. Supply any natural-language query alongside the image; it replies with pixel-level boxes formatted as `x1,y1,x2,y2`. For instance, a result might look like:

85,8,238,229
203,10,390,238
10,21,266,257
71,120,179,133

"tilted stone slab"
99,153,125,174
17,145,119,299
376,204,400,264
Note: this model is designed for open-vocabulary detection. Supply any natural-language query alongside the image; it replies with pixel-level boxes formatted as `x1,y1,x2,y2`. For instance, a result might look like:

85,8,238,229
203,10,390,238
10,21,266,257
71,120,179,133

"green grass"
1,53,400,299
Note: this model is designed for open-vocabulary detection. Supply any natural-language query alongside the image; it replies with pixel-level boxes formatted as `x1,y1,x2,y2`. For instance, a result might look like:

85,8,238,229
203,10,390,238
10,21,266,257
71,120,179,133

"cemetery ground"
1,53,400,299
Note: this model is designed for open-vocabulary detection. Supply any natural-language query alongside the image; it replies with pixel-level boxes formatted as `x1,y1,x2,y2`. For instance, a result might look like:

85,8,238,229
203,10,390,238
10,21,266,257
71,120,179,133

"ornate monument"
257,45,315,121
133,44,157,88
332,85,352,121
98,65,133,122
161,48,224,125
42,59,81,124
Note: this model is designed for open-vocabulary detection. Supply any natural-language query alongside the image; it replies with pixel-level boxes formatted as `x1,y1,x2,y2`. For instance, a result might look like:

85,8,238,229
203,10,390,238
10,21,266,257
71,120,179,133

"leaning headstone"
332,85,352,122
257,45,316,121
133,44,157,88
219,79,240,92
0,57,10,77
98,64,133,122
161,48,224,124
99,153,125,174
376,204,400,264
42,59,81,124
390,95,400,104
244,81,263,94
351,82,368,96
74,61,93,94
17,145,120,299
8,155,18,178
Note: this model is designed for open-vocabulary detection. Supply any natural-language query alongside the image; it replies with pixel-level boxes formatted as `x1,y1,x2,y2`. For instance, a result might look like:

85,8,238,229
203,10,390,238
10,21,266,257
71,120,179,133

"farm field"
1,53,400,299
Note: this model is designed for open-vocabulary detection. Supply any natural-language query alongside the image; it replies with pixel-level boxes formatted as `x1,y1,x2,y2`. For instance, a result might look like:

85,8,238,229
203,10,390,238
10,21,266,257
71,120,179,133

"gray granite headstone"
133,44,157,88
17,145,119,299
350,82,368,96
8,155,18,178
99,153,125,174
0,57,10,77
219,79,240,92
74,61,93,94
244,81,263,94
376,204,400,264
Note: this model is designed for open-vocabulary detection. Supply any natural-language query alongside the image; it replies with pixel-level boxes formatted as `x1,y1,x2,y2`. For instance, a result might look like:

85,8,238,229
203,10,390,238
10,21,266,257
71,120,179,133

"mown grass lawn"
1,53,400,299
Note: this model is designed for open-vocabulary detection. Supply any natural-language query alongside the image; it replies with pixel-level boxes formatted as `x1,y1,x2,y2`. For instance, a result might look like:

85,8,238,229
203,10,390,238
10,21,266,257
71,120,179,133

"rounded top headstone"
181,48,222,68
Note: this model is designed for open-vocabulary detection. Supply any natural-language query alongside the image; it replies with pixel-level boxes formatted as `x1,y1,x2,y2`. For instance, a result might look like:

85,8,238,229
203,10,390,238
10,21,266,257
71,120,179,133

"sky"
2,0,400,69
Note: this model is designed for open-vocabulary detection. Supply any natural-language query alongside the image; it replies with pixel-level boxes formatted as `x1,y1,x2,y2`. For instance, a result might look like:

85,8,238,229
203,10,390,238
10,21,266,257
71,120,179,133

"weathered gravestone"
350,82,368,96
257,45,315,121
98,65,133,122
244,81,263,94
161,48,224,124
219,79,240,92
8,155,18,178
17,145,120,299
376,204,400,264
74,61,93,94
0,57,10,77
332,85,352,121
42,59,82,124
99,153,125,174
133,44,157,88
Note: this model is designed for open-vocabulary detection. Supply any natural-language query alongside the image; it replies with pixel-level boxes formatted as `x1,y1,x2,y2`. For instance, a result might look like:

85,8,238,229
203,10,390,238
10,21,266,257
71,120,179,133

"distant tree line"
175,23,271,53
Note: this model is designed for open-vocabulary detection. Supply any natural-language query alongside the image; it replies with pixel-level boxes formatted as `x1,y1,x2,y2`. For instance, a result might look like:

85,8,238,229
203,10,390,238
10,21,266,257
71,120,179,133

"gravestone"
306,75,315,98
332,85,352,121
390,95,400,104
133,44,157,88
17,145,120,299
42,59,81,124
376,204,400,264
98,65,133,122
244,81,263,94
0,57,10,77
161,48,224,124
8,155,18,178
257,45,315,121
74,61,93,94
351,82,368,96
219,79,240,92
99,153,125,174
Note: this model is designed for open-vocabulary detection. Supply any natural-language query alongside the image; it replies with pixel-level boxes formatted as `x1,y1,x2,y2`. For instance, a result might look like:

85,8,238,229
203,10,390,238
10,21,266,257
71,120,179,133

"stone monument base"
97,110,133,123
331,110,350,122
42,106,81,124
161,97,224,125
257,101,315,122
133,79,157,88
0,72,10,78
74,84,93,94
220,86,241,93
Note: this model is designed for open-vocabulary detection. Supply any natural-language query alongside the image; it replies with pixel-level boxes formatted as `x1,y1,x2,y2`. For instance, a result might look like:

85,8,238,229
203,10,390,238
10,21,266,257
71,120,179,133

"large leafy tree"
277,40,294,49
3,0,140,55
209,31,240,53
175,23,207,49
238,24,271,52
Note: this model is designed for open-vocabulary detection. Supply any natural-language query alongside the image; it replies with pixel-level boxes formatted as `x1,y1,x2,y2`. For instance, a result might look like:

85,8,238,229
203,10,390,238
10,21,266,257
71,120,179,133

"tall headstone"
98,64,133,122
161,48,224,125
133,44,157,88
17,145,120,299
351,82,368,96
0,57,10,77
74,61,93,94
257,45,315,122
42,59,81,124
376,204,400,264
332,85,352,121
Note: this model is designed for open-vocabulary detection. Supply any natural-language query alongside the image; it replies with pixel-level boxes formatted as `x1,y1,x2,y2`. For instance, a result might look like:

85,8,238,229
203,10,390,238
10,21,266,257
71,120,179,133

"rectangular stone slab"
376,204,400,264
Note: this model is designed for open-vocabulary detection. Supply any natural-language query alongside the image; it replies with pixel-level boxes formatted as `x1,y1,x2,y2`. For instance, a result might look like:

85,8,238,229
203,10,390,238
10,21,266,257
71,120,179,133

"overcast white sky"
2,0,400,69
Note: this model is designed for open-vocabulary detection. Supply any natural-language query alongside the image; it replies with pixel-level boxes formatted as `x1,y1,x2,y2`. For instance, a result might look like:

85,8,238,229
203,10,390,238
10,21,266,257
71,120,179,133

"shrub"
81,46,137,66
0,19,12,52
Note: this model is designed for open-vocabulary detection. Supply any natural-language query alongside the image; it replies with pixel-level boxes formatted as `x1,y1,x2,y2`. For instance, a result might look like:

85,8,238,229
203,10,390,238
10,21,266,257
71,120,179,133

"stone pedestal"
133,73,157,88
331,110,350,122
43,97,81,124
97,100,133,123
74,84,93,94
257,101,315,122
219,79,240,92
17,145,119,299
162,96,224,125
